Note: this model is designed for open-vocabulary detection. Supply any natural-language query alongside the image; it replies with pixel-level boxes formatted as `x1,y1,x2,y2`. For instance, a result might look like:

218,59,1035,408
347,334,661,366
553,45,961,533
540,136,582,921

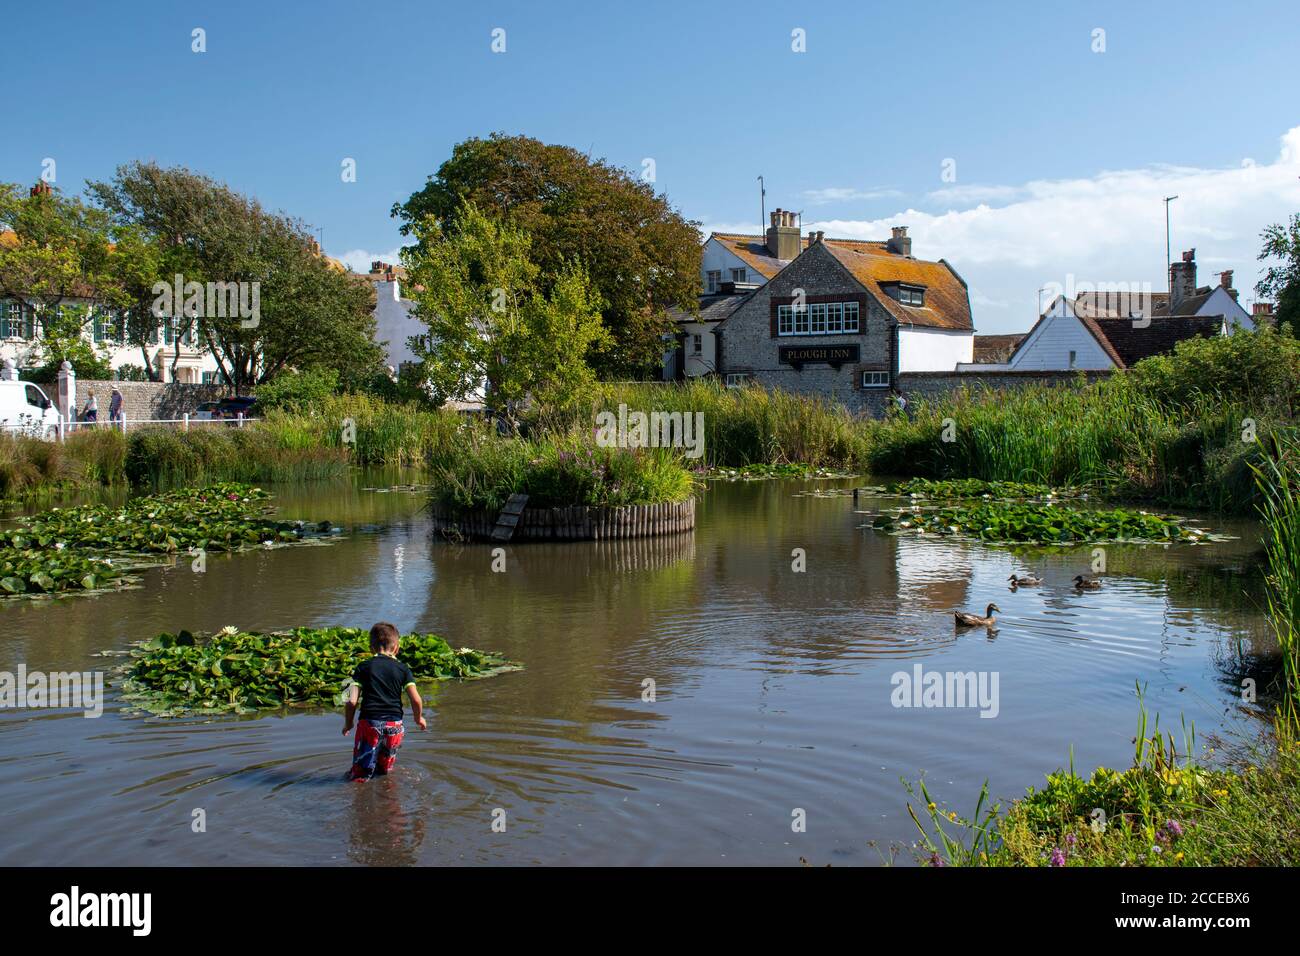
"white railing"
55,414,261,438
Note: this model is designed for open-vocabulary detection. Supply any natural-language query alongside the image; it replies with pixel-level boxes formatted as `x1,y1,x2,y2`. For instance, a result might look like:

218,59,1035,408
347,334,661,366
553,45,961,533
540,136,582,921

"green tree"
1257,213,1300,333
0,181,128,371
89,161,383,391
403,204,608,430
392,133,700,379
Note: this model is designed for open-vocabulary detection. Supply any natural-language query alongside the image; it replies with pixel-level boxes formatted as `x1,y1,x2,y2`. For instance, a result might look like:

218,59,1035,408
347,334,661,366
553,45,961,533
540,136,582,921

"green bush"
254,368,340,412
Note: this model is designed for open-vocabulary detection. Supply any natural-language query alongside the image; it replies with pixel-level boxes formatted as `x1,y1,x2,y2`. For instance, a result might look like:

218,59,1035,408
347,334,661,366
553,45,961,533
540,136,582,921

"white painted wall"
897,326,974,371
1009,299,1115,370
1196,286,1252,331
0,298,220,382
373,279,422,370
701,237,766,290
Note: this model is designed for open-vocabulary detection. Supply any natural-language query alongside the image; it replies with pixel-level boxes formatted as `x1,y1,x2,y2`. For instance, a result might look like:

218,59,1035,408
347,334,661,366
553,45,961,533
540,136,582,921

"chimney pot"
1182,248,1195,263
886,225,912,257
1219,270,1233,289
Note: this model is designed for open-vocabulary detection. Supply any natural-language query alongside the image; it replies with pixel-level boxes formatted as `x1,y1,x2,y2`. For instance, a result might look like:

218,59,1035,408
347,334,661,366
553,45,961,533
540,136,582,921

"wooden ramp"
489,493,530,542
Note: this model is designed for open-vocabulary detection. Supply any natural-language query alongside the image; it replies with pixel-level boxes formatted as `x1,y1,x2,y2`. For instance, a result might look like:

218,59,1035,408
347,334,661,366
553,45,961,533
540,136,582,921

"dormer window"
884,282,925,307
730,268,746,283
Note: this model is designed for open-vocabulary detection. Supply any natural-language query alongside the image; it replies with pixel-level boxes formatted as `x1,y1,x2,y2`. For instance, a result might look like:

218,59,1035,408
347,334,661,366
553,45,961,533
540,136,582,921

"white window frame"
777,304,793,335
861,370,889,388
775,299,862,336
691,333,702,354
826,302,843,333
730,268,746,283
706,270,721,294
843,301,860,332
725,372,753,389
809,303,827,334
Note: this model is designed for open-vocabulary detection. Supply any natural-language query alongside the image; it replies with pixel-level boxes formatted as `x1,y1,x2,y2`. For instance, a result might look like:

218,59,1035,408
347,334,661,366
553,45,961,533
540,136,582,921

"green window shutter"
0,301,10,339
93,311,105,342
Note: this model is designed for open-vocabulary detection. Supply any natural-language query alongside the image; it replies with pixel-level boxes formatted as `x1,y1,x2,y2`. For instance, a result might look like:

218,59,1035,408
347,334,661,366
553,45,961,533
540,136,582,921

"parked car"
215,396,260,421
192,401,223,421
0,381,60,439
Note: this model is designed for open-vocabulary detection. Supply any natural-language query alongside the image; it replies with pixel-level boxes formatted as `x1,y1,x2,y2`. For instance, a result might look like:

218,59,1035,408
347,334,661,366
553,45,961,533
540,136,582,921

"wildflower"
1049,848,1066,867
219,626,239,636
927,802,936,812
928,852,946,867
947,811,958,822
1165,819,1184,839
1174,852,1184,862
1065,833,1077,847
1151,845,1163,854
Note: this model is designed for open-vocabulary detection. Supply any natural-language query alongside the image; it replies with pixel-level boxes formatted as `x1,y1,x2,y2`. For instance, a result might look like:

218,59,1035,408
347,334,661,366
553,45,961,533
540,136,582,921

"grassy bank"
430,432,695,511
909,442,1300,867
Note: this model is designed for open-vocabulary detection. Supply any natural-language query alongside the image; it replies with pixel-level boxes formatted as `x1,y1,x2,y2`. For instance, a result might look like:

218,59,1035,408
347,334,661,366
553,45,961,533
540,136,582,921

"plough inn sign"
777,344,861,369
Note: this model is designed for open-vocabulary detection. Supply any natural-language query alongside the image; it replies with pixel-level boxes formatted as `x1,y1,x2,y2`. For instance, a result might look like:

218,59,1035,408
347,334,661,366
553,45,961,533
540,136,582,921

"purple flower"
1065,833,1077,847
928,852,946,868
1049,847,1066,867
1165,819,1184,839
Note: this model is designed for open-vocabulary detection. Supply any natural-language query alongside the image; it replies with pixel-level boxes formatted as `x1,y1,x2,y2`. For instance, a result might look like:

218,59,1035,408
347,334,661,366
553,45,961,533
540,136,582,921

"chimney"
1219,269,1237,300
1253,302,1275,326
1169,248,1197,313
29,181,52,198
887,225,912,257
766,207,801,260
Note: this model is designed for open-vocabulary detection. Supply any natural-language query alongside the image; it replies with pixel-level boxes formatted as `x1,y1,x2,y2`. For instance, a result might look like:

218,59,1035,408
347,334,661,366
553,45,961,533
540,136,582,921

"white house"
667,215,974,379
972,249,1247,372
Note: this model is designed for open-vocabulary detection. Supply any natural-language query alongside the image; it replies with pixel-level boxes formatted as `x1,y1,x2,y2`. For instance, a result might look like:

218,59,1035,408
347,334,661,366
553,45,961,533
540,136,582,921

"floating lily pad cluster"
0,483,324,598
872,501,1220,545
891,478,1083,501
703,463,859,481
120,625,520,716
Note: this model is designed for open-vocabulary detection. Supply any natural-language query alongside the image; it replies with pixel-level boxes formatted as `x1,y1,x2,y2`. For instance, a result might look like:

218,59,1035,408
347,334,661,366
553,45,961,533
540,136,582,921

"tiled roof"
1074,289,1169,318
973,333,1025,363
822,243,973,330
709,232,891,280
668,291,753,325
1087,314,1223,368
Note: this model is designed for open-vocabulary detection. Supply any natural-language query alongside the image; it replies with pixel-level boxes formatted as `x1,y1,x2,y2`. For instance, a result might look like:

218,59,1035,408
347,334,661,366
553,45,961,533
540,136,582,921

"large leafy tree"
402,204,608,431
392,134,700,379
1258,214,1300,334
0,182,127,374
89,162,382,390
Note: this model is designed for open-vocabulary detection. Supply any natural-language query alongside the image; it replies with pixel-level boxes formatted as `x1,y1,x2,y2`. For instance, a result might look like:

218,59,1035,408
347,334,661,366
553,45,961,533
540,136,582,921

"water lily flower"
219,626,240,636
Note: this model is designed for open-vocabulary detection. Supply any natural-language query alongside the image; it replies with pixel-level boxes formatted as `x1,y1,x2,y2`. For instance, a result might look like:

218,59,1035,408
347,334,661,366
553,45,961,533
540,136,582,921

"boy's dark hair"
369,622,401,653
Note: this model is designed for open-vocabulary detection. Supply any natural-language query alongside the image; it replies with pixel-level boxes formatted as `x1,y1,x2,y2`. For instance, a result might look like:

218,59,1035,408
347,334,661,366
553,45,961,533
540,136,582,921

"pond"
0,474,1274,865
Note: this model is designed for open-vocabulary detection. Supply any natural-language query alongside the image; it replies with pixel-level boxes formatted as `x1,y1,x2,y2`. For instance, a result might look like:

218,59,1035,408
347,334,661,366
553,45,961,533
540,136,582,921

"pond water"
0,474,1275,866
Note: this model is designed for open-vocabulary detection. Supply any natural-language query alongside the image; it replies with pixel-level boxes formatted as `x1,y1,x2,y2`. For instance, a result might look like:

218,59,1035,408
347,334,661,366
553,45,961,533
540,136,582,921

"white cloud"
334,247,408,274
925,184,1026,206
787,126,1300,333
802,186,903,205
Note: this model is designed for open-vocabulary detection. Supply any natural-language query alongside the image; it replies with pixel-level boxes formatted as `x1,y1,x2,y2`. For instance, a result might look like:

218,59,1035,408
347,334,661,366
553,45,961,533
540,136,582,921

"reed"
1250,431,1300,730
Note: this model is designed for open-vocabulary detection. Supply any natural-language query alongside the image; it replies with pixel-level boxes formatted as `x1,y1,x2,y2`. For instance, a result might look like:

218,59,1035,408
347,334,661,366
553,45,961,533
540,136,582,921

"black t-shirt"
351,655,417,721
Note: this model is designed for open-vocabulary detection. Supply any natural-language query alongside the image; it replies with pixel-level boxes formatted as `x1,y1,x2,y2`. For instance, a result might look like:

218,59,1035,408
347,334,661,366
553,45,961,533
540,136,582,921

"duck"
1073,575,1102,590
955,603,1000,627
1007,573,1042,587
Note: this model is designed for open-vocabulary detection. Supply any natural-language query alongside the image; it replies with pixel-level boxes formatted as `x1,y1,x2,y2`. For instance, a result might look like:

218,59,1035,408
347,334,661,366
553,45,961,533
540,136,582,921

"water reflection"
0,473,1276,866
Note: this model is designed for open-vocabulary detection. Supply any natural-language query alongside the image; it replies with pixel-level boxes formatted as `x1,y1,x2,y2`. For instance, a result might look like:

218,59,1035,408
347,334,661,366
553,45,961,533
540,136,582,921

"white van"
0,380,61,439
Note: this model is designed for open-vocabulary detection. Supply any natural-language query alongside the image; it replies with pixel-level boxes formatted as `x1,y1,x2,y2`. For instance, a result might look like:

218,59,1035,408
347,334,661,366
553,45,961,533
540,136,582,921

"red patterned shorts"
347,718,405,780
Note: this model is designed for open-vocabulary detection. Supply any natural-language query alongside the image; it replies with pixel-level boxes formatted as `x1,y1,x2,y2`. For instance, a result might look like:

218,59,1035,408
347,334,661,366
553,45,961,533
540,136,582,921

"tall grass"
1251,431,1300,729
534,378,871,468
0,428,127,497
261,394,468,466
125,426,348,488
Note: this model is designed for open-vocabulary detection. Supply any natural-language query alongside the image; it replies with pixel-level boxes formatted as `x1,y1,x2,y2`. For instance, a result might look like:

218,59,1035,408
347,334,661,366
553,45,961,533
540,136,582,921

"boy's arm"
406,684,427,730
342,683,359,735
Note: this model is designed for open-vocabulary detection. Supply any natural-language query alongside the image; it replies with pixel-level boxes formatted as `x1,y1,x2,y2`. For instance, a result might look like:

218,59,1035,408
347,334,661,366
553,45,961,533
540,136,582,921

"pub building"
709,212,975,415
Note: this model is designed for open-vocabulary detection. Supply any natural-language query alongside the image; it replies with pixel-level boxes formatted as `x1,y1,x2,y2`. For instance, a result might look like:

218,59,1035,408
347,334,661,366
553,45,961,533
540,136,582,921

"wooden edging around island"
430,497,696,541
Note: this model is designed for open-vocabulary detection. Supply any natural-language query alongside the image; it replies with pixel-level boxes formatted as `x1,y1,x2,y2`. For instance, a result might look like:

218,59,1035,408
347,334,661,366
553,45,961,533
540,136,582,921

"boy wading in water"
343,622,427,781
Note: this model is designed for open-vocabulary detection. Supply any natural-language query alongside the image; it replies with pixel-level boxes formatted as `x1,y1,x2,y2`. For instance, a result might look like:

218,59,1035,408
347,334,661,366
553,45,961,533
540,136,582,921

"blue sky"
6,0,1299,332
